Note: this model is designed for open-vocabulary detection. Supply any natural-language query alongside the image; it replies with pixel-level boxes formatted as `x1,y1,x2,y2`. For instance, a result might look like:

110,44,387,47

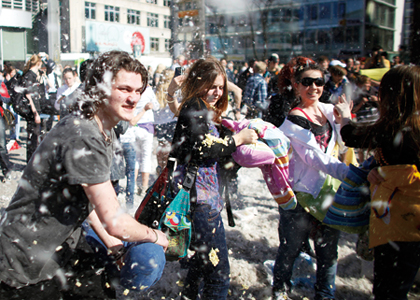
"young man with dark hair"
0,51,168,299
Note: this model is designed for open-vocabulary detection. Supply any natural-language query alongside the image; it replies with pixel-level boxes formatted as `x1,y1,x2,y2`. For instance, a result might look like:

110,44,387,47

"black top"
340,123,420,169
22,70,44,113
170,98,237,165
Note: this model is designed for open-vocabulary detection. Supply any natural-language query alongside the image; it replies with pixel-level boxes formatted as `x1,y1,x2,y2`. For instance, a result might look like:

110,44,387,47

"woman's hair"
23,54,42,74
329,65,347,77
154,63,166,76
367,65,420,151
277,56,315,99
155,68,175,109
77,50,148,119
293,63,325,83
178,56,228,123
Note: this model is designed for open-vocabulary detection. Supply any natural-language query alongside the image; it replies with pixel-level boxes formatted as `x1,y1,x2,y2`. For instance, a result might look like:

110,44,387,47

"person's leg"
272,204,311,295
137,129,154,191
0,116,11,178
182,205,230,300
313,221,340,300
122,142,136,208
373,241,420,300
26,120,41,163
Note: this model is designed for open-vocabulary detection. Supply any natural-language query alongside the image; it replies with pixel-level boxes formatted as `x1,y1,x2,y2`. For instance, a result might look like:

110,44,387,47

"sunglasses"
299,77,325,87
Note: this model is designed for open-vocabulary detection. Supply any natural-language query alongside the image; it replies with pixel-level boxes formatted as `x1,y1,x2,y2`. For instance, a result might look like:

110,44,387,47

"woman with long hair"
22,54,44,162
340,66,420,300
167,56,257,300
154,68,177,171
273,61,351,300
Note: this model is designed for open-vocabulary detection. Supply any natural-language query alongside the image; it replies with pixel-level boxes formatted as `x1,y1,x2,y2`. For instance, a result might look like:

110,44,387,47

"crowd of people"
0,45,418,300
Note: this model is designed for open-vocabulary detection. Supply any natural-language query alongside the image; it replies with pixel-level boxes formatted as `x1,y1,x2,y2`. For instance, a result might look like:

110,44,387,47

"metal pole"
48,0,61,63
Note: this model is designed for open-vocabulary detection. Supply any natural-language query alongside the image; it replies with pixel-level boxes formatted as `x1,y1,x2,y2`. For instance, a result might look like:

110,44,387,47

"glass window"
164,15,171,28
319,3,331,19
310,4,318,21
185,1,192,10
127,9,140,25
164,0,171,7
151,37,159,51
338,2,346,19
165,39,170,51
105,5,119,22
146,0,157,4
85,2,96,20
147,13,159,27
2,1,12,9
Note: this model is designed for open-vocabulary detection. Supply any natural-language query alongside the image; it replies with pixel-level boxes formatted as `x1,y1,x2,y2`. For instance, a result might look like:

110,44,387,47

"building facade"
59,0,172,67
204,0,404,62
0,0,39,65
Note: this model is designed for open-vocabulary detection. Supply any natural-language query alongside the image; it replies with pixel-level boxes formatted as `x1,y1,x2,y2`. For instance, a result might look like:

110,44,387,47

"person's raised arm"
227,81,242,120
129,102,153,126
167,74,186,114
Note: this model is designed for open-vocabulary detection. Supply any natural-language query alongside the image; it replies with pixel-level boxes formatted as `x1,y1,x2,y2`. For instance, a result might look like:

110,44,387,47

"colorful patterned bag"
159,164,197,261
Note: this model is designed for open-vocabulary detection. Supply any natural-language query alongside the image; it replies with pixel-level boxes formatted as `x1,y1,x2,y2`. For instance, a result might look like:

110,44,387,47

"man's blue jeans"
182,204,230,300
122,142,136,206
85,229,166,293
273,203,340,299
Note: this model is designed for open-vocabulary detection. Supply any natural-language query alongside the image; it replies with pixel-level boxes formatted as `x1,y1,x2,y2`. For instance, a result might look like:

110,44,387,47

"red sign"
131,32,146,53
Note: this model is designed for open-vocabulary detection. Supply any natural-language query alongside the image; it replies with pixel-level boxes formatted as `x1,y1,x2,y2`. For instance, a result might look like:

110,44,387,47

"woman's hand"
334,94,352,126
167,74,186,96
144,102,153,111
367,167,385,186
232,128,258,146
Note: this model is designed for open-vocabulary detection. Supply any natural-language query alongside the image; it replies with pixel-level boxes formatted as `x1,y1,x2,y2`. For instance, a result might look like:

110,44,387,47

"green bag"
159,164,197,261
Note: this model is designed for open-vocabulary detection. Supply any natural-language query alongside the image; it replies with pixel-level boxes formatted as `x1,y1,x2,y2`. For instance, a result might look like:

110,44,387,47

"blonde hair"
155,69,175,109
23,54,42,74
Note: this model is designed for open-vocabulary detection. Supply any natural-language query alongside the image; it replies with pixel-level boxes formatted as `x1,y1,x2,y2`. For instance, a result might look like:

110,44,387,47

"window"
85,2,96,20
151,37,159,52
319,3,331,20
146,0,157,4
147,13,159,27
3,0,23,9
185,1,192,10
164,15,171,28
105,5,119,22
128,9,140,25
310,4,318,21
164,39,170,51
164,0,171,7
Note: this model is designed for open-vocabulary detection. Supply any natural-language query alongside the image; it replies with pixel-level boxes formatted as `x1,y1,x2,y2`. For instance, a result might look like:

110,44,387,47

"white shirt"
135,86,160,124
